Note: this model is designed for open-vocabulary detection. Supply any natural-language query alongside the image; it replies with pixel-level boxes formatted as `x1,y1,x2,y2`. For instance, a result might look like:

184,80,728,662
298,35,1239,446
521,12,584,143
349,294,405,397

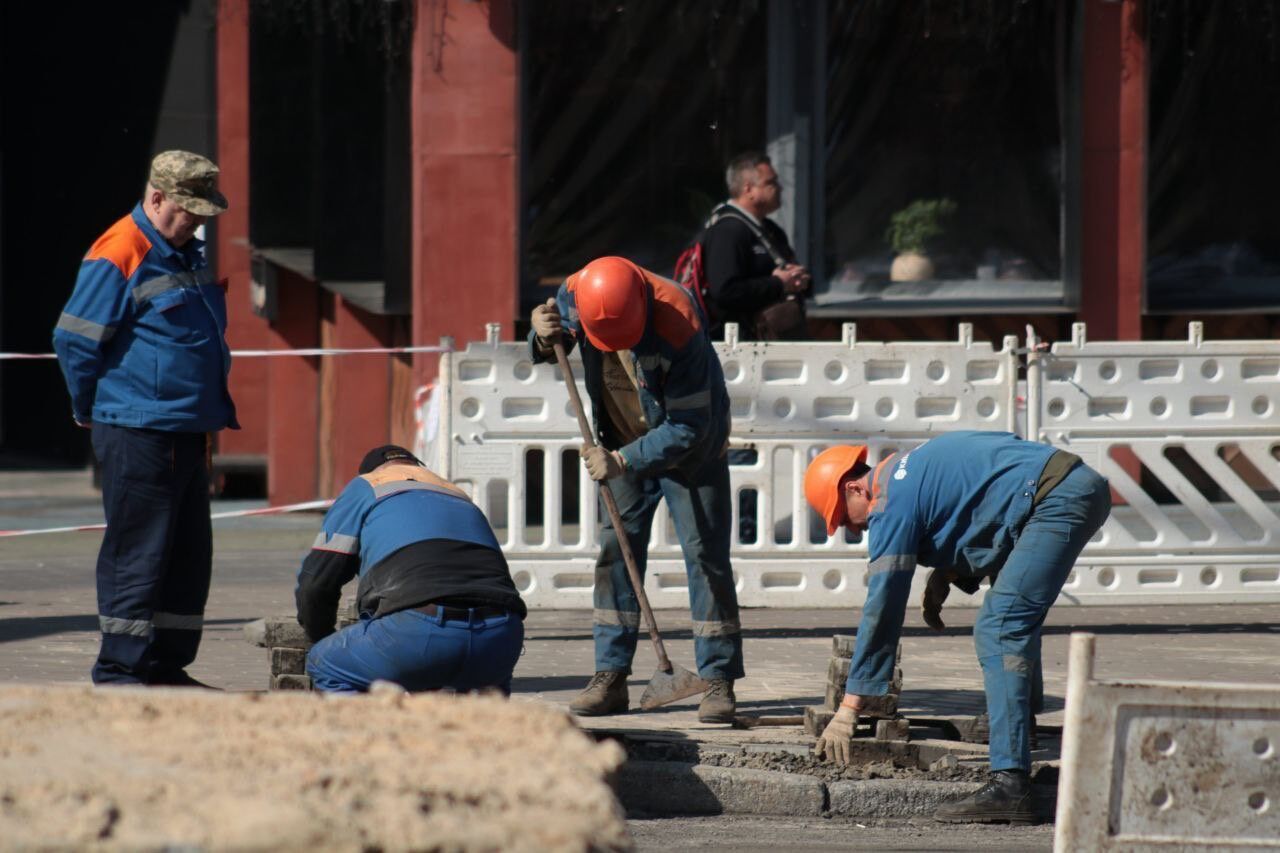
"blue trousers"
593,454,744,680
976,463,1111,771
91,424,212,685
307,608,524,693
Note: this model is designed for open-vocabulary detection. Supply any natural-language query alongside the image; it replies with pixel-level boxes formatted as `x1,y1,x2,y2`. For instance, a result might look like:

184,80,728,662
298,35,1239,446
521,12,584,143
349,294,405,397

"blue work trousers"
307,608,524,693
91,424,212,684
592,454,744,680
976,463,1111,772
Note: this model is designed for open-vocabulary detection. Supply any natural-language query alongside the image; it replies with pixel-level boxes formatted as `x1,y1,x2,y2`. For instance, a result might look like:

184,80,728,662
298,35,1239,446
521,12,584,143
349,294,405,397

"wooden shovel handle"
552,341,672,672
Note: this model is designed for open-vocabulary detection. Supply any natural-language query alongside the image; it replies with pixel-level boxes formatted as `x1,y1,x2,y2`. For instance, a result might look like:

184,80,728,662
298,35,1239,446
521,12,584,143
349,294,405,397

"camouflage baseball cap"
149,150,228,216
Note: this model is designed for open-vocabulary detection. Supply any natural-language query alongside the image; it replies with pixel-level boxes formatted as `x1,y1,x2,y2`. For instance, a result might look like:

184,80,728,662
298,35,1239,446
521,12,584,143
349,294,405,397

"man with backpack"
694,151,811,340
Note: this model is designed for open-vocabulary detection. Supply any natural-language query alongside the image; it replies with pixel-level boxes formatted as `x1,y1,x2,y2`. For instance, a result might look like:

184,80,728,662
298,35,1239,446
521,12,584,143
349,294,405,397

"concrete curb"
618,761,825,817
616,761,1030,819
828,779,982,818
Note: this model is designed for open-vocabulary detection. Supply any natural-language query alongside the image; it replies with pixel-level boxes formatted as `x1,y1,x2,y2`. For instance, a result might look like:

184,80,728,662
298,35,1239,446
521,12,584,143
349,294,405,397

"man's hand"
531,298,563,347
814,703,859,765
581,446,626,481
774,264,811,295
922,568,952,632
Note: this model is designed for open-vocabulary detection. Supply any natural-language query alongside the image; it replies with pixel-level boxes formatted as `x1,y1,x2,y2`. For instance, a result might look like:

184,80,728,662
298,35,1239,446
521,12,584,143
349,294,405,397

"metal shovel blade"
639,663,708,710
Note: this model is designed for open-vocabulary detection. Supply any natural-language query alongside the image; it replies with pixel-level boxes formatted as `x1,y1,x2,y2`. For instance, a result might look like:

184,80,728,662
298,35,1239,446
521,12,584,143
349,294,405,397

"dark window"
1146,2,1280,313
521,0,766,310
821,1,1072,313
249,3,412,313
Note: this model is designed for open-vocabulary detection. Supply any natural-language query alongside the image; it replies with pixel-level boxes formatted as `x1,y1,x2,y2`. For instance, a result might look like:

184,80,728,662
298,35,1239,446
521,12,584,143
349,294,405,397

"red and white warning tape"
0,344,452,361
0,498,334,538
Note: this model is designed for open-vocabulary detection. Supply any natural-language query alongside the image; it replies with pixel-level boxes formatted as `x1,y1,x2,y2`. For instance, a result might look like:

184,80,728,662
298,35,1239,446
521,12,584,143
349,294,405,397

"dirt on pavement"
0,685,630,852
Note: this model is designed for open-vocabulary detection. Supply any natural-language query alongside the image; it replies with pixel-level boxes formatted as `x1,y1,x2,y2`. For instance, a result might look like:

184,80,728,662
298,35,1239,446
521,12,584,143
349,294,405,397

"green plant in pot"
885,198,956,282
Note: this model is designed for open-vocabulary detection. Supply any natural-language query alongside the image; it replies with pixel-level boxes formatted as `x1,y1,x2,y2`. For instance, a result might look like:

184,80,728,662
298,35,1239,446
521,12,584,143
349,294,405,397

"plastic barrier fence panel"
1031,323,1280,605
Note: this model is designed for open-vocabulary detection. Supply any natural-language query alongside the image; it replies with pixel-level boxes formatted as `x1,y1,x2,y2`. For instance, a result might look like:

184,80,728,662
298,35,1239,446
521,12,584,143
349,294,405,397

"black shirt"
702,208,798,339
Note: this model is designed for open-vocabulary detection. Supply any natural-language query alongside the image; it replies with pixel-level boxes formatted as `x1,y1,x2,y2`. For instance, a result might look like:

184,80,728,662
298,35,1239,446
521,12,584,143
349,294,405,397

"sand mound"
0,685,630,852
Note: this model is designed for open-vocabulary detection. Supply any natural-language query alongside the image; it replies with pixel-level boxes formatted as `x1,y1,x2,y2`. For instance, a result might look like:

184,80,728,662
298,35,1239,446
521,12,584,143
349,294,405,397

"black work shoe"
570,671,629,716
697,679,736,724
934,770,1037,824
151,670,221,690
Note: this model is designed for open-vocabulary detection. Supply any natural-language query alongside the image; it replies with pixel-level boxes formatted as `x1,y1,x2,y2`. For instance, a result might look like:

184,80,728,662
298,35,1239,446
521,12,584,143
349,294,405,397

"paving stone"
826,656,850,687
263,618,312,650
804,706,834,737
272,673,312,691
242,618,267,647
270,647,307,676
832,634,855,658
617,761,825,817
875,717,910,742
824,681,843,711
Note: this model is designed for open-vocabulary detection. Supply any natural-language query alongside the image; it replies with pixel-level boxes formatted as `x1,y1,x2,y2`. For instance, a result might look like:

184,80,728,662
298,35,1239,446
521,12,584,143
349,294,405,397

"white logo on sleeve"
893,453,911,480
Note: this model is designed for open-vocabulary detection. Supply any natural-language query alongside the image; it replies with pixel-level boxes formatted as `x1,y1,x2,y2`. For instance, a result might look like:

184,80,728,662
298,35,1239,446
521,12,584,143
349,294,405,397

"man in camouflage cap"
52,150,238,687
149,150,228,217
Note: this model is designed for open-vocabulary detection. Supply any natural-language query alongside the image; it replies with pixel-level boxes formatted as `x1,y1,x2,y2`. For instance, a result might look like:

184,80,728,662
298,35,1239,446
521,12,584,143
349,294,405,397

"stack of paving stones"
804,635,906,741
261,600,358,691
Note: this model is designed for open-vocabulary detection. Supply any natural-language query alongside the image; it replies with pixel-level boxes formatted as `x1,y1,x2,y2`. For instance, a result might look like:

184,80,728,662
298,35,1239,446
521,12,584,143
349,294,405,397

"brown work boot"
569,671,629,716
698,678,736,723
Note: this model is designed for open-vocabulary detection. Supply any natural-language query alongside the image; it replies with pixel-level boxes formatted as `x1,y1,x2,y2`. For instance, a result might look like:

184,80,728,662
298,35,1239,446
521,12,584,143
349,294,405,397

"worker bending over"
529,256,743,722
296,445,525,693
804,431,1110,823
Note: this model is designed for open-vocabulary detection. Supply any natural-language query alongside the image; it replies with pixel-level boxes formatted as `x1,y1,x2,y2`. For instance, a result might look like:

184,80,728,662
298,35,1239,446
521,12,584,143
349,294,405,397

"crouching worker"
803,431,1110,824
296,445,526,693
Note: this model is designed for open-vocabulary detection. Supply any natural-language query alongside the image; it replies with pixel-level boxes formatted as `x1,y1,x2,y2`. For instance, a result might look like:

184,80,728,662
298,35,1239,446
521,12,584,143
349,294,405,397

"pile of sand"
0,685,630,851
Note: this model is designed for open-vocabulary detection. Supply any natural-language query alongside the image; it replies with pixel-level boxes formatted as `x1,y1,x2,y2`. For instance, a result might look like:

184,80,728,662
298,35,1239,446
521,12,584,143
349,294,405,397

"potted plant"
885,198,957,282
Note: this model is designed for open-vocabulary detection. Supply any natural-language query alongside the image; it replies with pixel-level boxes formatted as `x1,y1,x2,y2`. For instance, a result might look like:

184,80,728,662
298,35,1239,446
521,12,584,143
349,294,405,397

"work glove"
814,704,859,765
922,568,953,632
581,446,626,481
531,298,563,348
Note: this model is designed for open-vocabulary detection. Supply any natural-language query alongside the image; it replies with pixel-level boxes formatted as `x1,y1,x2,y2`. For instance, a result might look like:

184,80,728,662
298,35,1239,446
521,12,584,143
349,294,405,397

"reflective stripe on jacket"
847,431,1061,695
52,204,238,432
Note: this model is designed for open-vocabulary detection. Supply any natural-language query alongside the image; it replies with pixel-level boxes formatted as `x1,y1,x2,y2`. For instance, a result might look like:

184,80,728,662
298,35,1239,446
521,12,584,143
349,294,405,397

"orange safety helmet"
569,256,648,351
804,445,869,535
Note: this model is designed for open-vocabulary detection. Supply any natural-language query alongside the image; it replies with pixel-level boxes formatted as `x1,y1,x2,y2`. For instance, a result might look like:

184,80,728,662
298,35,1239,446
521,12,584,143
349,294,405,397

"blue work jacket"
52,204,238,432
846,431,1060,696
528,265,731,481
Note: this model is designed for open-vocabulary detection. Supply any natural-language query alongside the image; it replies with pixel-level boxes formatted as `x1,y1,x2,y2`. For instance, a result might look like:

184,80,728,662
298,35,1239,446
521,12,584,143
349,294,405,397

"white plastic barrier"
1055,633,1280,850
416,321,1280,609
421,323,1020,609
1029,322,1280,604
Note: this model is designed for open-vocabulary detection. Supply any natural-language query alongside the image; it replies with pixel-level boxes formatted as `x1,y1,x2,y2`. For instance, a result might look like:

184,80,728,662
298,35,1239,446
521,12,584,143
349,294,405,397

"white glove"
581,446,626,481
531,298,562,347
814,704,859,765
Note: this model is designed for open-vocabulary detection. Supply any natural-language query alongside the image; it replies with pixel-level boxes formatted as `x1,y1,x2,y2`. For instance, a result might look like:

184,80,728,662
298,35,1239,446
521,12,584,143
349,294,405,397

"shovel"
552,341,708,710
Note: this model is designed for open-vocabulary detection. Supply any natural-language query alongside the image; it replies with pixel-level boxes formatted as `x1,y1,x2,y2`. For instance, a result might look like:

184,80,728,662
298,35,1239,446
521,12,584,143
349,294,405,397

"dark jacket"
527,264,730,482
701,204,798,340
295,464,525,642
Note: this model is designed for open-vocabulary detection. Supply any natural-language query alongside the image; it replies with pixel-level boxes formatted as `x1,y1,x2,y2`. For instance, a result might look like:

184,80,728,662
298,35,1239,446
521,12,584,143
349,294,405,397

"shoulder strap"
706,205,788,267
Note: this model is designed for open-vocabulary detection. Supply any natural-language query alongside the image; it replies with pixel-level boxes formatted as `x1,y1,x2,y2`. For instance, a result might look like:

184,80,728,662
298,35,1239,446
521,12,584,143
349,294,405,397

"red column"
1080,0,1147,340
266,269,320,505
327,298,392,496
216,0,269,454
410,0,518,389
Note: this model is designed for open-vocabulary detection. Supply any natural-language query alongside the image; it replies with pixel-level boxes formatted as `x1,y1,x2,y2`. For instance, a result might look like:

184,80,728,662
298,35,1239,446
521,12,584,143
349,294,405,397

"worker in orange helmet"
803,432,1110,824
529,256,743,722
